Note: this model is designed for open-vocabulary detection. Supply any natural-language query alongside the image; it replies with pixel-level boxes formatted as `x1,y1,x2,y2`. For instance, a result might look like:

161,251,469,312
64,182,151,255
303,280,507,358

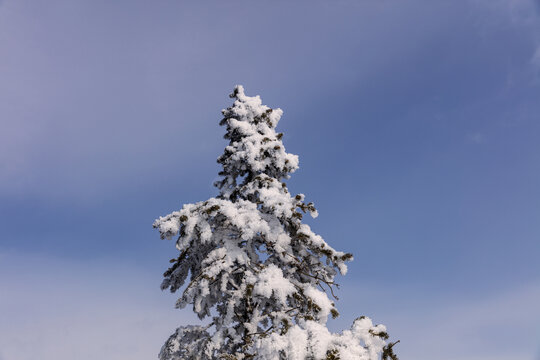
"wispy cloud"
471,0,540,83
467,132,487,144
532,45,540,74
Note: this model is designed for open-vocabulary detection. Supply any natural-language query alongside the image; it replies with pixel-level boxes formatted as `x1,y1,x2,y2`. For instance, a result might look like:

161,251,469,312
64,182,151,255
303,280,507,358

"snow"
252,264,295,305
154,86,390,359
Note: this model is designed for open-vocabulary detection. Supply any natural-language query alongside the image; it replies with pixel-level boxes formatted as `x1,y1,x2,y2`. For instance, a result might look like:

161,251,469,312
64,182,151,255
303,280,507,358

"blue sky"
1,0,539,359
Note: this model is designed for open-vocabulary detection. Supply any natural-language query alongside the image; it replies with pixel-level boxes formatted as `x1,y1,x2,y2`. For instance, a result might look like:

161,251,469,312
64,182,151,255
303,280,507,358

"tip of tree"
230,85,245,99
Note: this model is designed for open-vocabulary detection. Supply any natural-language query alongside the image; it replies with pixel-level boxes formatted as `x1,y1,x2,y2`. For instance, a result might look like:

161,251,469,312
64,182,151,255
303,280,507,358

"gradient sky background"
1,0,540,359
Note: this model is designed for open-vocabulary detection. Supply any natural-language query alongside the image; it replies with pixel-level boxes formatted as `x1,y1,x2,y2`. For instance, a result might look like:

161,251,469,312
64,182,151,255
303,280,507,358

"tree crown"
154,86,393,360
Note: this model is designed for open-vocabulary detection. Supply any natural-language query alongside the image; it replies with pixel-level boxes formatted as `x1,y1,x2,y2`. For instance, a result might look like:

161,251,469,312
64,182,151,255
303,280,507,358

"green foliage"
382,340,400,360
325,349,340,360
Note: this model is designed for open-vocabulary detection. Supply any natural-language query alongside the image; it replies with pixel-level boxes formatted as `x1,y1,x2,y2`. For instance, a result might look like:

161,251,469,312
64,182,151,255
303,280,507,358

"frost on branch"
154,86,396,359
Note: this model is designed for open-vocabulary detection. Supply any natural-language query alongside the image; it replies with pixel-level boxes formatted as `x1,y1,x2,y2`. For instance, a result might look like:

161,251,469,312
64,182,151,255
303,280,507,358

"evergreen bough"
154,86,396,360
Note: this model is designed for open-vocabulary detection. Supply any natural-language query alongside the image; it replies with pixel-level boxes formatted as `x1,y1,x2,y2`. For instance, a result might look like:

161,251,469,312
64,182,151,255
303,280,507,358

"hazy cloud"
333,280,540,360
6,0,540,201
3,250,538,360
0,251,194,360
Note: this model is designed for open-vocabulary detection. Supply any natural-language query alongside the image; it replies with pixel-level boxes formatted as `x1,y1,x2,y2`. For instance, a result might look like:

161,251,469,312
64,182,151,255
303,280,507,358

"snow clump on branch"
154,85,397,360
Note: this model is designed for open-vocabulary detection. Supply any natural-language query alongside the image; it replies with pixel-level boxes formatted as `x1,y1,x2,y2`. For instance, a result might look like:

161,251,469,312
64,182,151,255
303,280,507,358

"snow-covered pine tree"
154,86,397,360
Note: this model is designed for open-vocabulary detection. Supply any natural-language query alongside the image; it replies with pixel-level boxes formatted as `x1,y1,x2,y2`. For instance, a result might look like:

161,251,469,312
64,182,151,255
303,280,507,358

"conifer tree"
154,86,397,360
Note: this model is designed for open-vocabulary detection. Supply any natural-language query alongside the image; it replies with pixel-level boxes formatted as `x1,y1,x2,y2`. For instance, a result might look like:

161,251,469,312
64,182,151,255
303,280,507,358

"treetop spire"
215,86,299,201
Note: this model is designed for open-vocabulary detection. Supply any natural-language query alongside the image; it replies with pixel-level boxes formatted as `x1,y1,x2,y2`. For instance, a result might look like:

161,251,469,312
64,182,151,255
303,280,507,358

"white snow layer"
154,86,388,359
